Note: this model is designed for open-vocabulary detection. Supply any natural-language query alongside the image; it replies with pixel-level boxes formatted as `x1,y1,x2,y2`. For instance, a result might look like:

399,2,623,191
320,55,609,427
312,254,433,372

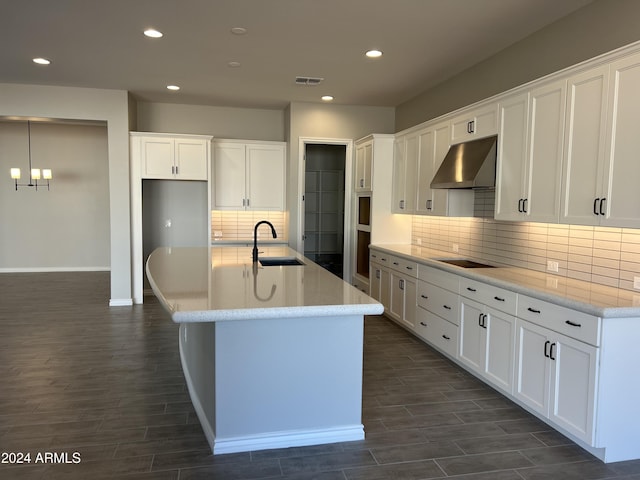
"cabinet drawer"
417,280,459,325
387,254,418,277
517,295,601,346
459,277,517,315
416,309,458,358
418,265,459,293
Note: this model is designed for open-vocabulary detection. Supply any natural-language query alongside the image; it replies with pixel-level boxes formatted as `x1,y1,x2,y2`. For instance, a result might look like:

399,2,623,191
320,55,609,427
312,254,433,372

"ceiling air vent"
295,76,324,86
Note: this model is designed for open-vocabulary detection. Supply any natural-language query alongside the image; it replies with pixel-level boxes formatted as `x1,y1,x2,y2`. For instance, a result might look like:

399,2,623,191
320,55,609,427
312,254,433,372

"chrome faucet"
253,220,277,263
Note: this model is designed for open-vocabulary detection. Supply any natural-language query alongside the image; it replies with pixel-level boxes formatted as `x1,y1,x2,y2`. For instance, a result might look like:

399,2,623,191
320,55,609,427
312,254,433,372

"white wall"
0,122,110,270
0,84,132,305
287,102,395,251
136,102,285,141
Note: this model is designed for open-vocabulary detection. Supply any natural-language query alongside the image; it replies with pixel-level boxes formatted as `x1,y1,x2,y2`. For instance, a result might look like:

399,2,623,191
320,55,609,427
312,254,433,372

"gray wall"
0,83,132,304
136,102,286,141
0,122,110,271
396,0,640,131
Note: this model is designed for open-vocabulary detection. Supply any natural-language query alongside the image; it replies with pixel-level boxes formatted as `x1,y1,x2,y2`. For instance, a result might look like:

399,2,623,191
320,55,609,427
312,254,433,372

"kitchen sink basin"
259,257,305,267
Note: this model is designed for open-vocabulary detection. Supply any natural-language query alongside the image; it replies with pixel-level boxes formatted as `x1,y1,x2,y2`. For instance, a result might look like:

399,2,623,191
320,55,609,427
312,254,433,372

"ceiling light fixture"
228,61,241,68
166,85,180,91
10,121,52,191
321,95,334,102
365,49,383,58
231,27,247,35
32,57,51,65
144,28,163,38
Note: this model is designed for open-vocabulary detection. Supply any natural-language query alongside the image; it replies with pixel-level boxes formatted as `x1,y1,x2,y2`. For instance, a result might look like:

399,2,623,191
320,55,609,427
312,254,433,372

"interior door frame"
298,137,354,280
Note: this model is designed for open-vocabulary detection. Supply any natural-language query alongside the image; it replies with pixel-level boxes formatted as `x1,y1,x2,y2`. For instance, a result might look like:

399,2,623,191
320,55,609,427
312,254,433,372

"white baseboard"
212,425,365,455
109,298,133,307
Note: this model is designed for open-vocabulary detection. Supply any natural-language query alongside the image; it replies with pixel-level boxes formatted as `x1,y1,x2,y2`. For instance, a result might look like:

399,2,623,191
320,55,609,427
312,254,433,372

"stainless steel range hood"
430,135,497,189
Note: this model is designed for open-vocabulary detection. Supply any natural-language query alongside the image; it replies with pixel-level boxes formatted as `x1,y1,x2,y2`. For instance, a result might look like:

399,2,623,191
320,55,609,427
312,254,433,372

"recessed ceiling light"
231,27,247,35
365,49,383,58
32,57,51,65
166,85,180,91
321,95,334,102
228,61,241,68
144,28,163,38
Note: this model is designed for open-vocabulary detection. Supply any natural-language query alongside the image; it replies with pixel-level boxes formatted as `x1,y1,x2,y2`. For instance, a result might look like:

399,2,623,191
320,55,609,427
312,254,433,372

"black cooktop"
437,259,495,269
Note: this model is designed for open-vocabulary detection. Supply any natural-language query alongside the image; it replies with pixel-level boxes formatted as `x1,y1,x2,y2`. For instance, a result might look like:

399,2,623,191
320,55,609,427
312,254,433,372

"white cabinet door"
459,298,485,372
526,80,566,223
380,267,391,315
355,141,372,191
390,271,416,330
175,139,208,180
246,143,285,210
391,133,418,213
560,65,609,226
416,127,435,214
141,137,175,179
549,332,598,443
451,103,498,144
213,142,246,209
602,52,640,228
370,264,382,301
514,319,551,416
495,92,529,221
484,307,516,394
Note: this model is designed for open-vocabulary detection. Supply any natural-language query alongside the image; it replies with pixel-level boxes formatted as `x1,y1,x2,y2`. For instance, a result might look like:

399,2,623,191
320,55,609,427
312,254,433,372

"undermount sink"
436,258,496,268
259,257,305,267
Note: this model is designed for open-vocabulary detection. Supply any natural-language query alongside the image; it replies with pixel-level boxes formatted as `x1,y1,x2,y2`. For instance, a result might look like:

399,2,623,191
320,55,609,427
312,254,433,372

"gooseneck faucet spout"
253,220,277,263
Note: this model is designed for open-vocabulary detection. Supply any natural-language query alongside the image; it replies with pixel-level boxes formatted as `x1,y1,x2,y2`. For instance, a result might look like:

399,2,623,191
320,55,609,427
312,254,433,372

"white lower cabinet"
514,318,598,444
459,298,516,394
390,272,416,330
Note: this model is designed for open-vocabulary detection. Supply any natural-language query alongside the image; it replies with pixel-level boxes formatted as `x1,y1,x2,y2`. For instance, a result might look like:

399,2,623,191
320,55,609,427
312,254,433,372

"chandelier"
10,121,52,191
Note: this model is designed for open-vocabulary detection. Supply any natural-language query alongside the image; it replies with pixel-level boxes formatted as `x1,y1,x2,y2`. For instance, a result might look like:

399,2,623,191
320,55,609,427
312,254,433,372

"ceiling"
1,0,595,110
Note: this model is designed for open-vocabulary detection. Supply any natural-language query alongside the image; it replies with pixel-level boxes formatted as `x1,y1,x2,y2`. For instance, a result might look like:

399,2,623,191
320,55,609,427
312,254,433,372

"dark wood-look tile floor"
2,272,640,479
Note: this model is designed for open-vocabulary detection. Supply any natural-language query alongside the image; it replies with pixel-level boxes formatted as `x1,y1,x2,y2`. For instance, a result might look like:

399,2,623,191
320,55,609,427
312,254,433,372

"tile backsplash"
211,210,287,242
411,190,640,292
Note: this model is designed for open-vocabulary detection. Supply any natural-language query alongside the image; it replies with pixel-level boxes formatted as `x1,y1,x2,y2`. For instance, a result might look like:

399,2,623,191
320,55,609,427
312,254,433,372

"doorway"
303,143,347,278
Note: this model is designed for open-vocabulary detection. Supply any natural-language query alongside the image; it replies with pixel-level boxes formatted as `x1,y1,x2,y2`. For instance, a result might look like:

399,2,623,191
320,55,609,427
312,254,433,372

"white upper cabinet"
355,140,373,192
392,132,418,213
495,80,566,222
140,135,209,180
213,140,285,211
561,53,640,228
560,65,610,226
450,103,498,144
416,121,473,217
602,52,640,227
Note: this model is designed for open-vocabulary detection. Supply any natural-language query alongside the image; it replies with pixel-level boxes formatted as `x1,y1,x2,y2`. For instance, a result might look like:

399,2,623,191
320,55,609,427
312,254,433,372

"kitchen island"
146,246,383,455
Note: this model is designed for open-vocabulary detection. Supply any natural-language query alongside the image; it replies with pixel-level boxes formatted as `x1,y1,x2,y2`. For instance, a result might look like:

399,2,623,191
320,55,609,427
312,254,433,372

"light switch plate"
634,277,640,290
452,243,459,253
547,260,559,273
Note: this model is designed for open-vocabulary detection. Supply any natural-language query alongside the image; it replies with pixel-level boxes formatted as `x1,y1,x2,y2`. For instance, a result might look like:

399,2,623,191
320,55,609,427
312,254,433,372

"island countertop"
146,246,383,323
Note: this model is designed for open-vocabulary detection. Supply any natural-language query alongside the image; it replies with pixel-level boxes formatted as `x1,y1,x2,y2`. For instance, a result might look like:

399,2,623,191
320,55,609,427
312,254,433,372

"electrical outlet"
547,260,559,273
415,238,422,246
634,276,640,290
452,243,459,253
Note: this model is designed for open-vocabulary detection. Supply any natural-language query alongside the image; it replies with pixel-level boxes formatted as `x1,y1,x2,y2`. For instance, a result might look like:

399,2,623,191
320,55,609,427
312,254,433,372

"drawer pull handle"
544,340,551,358
443,305,451,310
549,342,557,361
494,296,505,302
442,334,451,340
420,321,428,327
393,261,399,265
406,266,413,270
420,294,429,299
527,307,541,314
466,287,477,292
565,320,582,328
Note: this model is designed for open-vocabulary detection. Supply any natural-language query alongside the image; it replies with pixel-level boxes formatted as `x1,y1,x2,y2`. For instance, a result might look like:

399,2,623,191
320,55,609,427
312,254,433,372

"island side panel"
213,314,365,453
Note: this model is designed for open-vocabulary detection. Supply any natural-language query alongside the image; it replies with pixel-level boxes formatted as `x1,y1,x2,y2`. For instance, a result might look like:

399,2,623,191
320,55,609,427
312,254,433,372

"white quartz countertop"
372,244,640,318
146,246,383,323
